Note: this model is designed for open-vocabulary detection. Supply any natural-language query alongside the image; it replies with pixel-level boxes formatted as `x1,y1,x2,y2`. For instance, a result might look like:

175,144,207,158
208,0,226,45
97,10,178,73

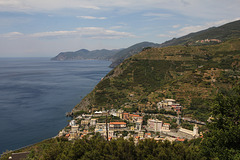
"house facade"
109,122,126,131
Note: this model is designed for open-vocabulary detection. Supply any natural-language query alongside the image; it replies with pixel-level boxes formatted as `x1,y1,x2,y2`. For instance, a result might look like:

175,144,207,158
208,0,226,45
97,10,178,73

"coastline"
0,58,112,154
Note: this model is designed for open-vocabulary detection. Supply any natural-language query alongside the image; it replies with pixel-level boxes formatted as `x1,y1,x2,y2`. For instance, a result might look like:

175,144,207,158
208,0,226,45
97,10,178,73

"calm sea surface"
0,58,111,154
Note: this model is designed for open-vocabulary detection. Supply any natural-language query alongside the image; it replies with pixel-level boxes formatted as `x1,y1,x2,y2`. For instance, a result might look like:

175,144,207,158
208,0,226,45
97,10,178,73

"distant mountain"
109,42,160,68
51,41,160,68
51,49,122,61
160,20,240,47
52,20,240,68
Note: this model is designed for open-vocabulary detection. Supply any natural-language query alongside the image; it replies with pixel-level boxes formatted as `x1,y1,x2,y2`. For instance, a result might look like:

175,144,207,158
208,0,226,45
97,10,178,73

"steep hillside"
111,20,240,67
51,49,121,61
73,39,240,121
109,42,160,68
160,20,240,47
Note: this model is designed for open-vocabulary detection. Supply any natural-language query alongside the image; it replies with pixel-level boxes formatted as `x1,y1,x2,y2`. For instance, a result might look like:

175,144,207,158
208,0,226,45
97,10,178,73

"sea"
0,57,112,154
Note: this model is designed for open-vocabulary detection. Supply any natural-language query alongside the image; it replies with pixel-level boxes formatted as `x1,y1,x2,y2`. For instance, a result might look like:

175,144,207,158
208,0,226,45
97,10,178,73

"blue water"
0,58,111,154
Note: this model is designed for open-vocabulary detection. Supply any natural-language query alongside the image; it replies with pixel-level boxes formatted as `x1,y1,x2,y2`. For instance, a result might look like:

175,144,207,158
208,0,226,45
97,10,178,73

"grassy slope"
74,39,240,121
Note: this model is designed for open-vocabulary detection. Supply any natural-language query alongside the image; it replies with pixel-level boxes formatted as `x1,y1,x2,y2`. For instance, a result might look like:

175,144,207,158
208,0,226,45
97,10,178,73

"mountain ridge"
51,20,240,68
51,48,122,61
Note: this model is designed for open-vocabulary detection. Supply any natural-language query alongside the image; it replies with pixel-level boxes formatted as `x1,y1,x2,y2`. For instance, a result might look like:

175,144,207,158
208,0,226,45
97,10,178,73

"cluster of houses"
59,99,201,143
157,99,182,114
195,39,221,43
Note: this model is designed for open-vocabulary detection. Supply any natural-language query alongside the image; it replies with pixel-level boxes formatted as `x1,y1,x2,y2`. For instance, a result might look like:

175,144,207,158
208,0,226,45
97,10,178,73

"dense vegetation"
109,42,160,68
74,39,240,121
1,87,239,160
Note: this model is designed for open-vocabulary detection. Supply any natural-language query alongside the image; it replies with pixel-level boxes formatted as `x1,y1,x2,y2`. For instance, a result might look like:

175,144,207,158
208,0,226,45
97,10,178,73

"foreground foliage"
201,86,240,159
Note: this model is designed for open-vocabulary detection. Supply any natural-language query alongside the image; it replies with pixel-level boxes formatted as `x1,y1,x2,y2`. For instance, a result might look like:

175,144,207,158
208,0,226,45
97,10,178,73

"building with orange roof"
145,132,152,138
109,122,127,130
130,114,143,123
65,134,70,137
162,123,171,131
176,138,185,142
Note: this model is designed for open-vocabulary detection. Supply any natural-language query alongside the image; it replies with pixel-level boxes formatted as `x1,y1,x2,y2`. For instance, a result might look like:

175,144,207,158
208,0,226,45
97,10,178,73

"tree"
201,86,240,159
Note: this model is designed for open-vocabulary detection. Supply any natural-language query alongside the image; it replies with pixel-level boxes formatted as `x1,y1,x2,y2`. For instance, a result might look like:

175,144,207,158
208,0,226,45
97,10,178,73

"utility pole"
105,115,108,141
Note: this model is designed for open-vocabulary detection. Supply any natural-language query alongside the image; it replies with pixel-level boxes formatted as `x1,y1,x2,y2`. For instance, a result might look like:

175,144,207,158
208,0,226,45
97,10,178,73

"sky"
0,0,239,57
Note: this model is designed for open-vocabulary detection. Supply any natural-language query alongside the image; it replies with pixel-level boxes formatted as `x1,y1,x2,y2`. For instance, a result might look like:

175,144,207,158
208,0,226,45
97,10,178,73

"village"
59,99,204,143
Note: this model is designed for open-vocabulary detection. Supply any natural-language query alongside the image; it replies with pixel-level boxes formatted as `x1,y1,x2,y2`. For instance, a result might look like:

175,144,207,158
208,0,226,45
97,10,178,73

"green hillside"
111,20,240,68
160,20,240,47
109,42,160,68
73,39,240,121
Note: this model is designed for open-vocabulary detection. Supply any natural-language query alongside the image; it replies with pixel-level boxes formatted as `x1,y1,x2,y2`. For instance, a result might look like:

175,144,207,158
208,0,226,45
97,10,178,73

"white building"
69,120,76,126
90,119,97,126
165,99,176,106
71,125,79,132
178,124,199,137
147,119,163,132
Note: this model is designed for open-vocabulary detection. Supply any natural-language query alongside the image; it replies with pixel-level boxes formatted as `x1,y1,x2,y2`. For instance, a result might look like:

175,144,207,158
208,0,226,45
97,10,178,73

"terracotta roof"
164,123,170,125
123,113,129,115
132,114,141,117
145,133,151,135
110,122,126,125
176,138,185,142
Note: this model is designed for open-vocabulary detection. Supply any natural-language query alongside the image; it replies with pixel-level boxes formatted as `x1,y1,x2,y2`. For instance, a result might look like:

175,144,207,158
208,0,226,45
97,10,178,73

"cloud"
0,0,100,12
1,27,135,40
172,25,180,28
30,30,77,38
0,0,239,23
143,12,173,18
27,27,135,39
77,16,106,20
109,26,123,29
0,32,24,38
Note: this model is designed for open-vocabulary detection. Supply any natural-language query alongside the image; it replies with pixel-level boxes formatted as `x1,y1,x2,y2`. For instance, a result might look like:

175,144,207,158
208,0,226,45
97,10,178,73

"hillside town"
59,99,203,143
195,38,221,44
